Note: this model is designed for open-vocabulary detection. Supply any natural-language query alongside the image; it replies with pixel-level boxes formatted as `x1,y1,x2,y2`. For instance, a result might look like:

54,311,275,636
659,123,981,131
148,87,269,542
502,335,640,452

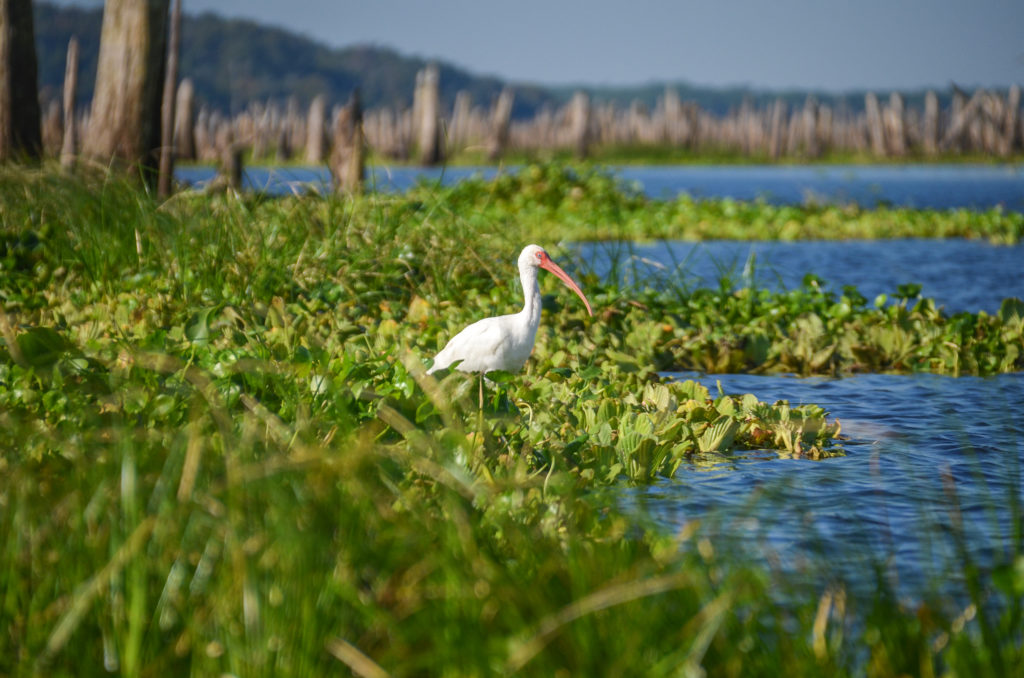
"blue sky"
47,0,1024,92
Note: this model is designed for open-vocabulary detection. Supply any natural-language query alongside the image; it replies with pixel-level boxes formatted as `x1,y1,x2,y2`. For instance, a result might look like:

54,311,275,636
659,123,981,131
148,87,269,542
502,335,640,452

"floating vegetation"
1,165,1022,675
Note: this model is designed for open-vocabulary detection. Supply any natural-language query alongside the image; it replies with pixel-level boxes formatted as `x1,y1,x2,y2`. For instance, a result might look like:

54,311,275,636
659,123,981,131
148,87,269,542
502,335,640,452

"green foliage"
2,165,1022,675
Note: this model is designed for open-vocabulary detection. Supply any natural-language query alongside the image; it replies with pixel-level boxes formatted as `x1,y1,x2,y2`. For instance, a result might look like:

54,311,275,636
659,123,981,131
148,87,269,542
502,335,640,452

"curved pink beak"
538,253,593,316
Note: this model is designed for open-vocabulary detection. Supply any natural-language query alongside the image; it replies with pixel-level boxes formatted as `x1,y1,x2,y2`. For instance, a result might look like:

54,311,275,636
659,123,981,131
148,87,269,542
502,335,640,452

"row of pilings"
42,63,1023,182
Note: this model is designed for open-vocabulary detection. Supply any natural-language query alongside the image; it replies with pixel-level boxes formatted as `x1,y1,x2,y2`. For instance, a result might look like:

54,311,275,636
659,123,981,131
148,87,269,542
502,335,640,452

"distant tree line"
33,1,1000,121
8,0,1023,198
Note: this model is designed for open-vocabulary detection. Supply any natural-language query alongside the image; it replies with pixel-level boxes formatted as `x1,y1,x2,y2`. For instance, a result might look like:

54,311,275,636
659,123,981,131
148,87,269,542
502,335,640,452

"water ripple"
621,372,1024,598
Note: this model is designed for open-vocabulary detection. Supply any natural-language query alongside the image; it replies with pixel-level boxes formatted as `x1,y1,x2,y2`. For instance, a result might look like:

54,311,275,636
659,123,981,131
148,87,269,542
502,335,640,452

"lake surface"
176,163,1024,212
574,239,1024,314
625,371,1024,601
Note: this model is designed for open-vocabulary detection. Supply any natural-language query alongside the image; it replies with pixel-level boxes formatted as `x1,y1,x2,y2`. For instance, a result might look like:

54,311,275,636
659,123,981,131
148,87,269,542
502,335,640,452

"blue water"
625,372,1024,600
175,163,1024,212
574,239,1024,314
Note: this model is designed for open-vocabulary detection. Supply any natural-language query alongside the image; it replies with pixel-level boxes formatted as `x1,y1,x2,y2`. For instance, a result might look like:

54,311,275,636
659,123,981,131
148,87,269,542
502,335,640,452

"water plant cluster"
2,165,1022,675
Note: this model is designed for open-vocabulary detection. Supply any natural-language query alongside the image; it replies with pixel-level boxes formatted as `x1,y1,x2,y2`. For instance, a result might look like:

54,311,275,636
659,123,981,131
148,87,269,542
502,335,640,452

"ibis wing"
430,316,515,373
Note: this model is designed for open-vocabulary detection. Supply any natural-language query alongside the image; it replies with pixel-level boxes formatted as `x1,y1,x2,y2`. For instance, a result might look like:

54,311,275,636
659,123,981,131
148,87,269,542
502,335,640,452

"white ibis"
427,245,593,374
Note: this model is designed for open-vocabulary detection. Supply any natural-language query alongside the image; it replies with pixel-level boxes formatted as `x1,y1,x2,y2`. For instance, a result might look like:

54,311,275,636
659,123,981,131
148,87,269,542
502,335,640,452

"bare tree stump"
415,64,442,165
487,88,514,161
84,0,169,182
215,122,241,191
305,94,327,164
173,78,195,160
569,91,591,159
885,92,906,156
768,99,787,160
330,90,364,194
449,90,471,153
941,88,980,153
158,0,181,198
0,0,42,161
864,92,886,157
1000,84,1020,157
922,90,939,156
60,36,79,169
801,96,819,157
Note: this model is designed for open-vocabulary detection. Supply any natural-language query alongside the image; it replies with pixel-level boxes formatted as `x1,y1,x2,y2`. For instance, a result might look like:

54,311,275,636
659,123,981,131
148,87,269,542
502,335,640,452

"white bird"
427,245,593,374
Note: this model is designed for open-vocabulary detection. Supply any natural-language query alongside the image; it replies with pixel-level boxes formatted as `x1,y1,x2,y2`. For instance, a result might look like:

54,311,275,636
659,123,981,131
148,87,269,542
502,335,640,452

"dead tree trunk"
215,121,241,191
60,36,79,169
922,90,939,156
330,90,364,194
885,92,906,156
449,90,471,153
801,96,819,158
569,91,591,159
305,94,327,164
1001,84,1020,157
487,88,514,161
84,0,169,183
0,0,42,161
767,99,786,160
157,0,181,197
864,92,886,157
415,64,442,165
172,78,195,160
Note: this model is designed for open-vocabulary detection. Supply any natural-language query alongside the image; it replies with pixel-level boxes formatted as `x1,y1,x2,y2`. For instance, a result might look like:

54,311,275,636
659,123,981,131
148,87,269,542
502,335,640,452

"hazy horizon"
41,0,1024,94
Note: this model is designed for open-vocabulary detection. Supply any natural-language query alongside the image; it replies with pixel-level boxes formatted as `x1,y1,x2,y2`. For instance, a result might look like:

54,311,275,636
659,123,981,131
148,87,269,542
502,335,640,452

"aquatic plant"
2,166,1023,675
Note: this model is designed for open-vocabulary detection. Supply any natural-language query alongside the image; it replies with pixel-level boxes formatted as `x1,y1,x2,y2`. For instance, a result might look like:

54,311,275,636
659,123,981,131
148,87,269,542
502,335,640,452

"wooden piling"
60,35,79,169
173,78,195,161
305,94,327,164
1002,85,1021,157
768,99,787,160
415,64,443,165
885,92,906,156
215,121,241,191
330,90,364,194
922,90,938,156
569,91,591,159
864,93,886,156
487,88,514,161
158,0,181,198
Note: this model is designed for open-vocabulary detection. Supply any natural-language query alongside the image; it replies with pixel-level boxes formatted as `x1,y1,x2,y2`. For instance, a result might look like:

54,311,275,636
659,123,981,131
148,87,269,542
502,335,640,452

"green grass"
1,164,1023,676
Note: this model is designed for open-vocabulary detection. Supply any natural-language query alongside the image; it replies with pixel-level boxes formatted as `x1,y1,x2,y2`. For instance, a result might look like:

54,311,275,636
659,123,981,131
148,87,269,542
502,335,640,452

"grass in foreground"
1,165,1023,676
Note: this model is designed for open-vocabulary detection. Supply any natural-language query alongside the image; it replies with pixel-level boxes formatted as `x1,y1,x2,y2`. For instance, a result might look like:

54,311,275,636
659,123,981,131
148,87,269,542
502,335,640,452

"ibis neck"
519,264,542,326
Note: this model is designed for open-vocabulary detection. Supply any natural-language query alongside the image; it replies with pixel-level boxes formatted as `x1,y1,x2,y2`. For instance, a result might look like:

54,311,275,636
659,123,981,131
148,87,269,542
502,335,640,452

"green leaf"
185,307,217,345
698,415,741,453
17,327,72,368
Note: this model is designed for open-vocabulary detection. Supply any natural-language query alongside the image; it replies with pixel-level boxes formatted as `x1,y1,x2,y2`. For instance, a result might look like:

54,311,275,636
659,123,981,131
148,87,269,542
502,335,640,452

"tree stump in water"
173,78,195,161
215,122,241,191
1002,85,1021,157
765,99,785,160
60,36,79,169
487,88,514,161
330,91,364,194
885,92,906,157
864,93,886,157
415,64,443,165
922,90,939,156
84,0,169,183
569,91,591,159
305,95,327,164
